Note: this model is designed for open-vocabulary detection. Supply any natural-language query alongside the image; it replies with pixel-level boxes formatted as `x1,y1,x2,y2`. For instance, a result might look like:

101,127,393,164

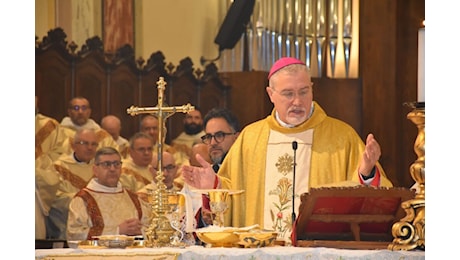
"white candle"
417,27,425,102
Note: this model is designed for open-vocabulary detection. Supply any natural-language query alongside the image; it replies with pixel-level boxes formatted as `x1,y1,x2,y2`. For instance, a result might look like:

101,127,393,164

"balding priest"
181,57,393,244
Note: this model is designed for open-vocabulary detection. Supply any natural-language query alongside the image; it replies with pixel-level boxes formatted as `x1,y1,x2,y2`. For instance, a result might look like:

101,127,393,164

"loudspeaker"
214,0,256,51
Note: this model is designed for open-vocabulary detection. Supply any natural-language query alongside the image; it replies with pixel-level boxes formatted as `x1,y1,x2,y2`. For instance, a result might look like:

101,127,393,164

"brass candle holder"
388,102,425,251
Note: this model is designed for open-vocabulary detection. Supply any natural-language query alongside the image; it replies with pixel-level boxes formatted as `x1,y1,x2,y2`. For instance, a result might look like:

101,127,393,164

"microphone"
291,141,298,225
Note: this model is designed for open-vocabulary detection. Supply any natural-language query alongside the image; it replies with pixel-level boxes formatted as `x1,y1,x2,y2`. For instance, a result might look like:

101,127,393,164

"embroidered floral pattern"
269,177,293,239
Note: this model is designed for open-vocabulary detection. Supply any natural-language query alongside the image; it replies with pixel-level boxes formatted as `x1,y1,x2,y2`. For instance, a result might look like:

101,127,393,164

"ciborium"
388,102,425,251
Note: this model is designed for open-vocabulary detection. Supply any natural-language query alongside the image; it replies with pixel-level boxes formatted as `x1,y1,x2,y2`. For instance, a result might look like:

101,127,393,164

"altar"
35,246,425,260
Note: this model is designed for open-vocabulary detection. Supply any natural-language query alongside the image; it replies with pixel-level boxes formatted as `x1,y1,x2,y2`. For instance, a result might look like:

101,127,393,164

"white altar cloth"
35,245,425,260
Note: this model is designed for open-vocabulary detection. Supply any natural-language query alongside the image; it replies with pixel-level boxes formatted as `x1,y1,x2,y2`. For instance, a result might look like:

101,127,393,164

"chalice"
208,190,229,227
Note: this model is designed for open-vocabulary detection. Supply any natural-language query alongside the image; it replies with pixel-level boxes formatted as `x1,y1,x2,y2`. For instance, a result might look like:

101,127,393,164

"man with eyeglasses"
182,57,393,244
47,129,99,239
137,151,181,203
201,108,241,171
61,96,99,130
59,96,119,157
184,108,241,231
119,132,156,192
67,147,151,241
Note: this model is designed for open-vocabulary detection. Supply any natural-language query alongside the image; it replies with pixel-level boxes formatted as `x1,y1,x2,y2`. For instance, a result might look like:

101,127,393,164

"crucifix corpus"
127,76,194,247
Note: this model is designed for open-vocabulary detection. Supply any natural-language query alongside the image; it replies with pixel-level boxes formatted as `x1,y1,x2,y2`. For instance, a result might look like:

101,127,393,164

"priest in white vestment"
67,147,151,241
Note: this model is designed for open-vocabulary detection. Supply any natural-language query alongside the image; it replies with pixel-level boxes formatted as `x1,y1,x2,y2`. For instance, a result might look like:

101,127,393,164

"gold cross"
127,76,194,182
127,76,194,247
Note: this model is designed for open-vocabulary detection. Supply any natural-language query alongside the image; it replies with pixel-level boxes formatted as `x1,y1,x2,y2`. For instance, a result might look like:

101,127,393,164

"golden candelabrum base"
388,102,425,251
144,188,175,247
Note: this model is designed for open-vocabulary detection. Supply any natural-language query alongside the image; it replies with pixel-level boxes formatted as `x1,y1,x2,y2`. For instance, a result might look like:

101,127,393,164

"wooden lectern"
294,185,415,249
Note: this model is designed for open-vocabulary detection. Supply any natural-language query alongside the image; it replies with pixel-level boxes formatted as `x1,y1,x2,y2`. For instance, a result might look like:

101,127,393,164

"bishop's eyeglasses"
201,131,236,144
96,161,122,169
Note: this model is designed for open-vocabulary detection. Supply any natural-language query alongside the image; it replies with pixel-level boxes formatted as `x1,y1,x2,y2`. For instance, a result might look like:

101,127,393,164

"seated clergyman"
66,147,151,241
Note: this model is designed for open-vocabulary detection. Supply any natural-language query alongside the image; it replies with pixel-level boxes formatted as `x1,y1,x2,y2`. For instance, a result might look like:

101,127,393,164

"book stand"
294,185,415,249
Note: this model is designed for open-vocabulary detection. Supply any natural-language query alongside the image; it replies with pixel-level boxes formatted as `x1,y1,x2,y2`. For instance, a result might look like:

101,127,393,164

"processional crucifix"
127,76,194,247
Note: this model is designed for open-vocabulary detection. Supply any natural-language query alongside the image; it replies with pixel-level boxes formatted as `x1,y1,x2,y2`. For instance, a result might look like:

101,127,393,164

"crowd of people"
35,95,216,242
35,57,393,245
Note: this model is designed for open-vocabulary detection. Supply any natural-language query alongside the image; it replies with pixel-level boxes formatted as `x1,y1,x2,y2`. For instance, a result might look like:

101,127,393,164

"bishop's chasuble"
217,102,393,242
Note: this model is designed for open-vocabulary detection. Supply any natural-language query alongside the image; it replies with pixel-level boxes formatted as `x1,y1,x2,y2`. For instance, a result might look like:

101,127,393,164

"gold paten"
127,77,194,247
388,103,425,251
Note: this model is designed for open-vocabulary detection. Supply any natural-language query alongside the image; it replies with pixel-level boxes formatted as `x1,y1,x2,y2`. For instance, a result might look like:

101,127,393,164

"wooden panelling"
74,52,108,123
109,64,140,139
313,78,363,136
35,29,232,146
220,71,272,129
35,42,73,121
360,0,424,187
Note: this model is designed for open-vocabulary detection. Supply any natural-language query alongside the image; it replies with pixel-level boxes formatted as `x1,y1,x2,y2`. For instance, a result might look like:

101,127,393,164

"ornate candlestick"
388,102,425,251
127,77,194,247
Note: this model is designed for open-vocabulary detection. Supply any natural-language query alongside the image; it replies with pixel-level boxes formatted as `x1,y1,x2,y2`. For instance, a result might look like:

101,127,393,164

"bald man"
101,115,129,158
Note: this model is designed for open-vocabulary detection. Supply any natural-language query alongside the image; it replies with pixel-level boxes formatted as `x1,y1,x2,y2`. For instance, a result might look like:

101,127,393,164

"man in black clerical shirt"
196,108,241,228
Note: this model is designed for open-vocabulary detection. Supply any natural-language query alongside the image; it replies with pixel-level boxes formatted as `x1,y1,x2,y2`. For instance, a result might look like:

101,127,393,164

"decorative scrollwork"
389,105,425,251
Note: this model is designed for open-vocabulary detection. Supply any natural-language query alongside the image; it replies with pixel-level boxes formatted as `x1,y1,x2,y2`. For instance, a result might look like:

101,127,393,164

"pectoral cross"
127,76,194,246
